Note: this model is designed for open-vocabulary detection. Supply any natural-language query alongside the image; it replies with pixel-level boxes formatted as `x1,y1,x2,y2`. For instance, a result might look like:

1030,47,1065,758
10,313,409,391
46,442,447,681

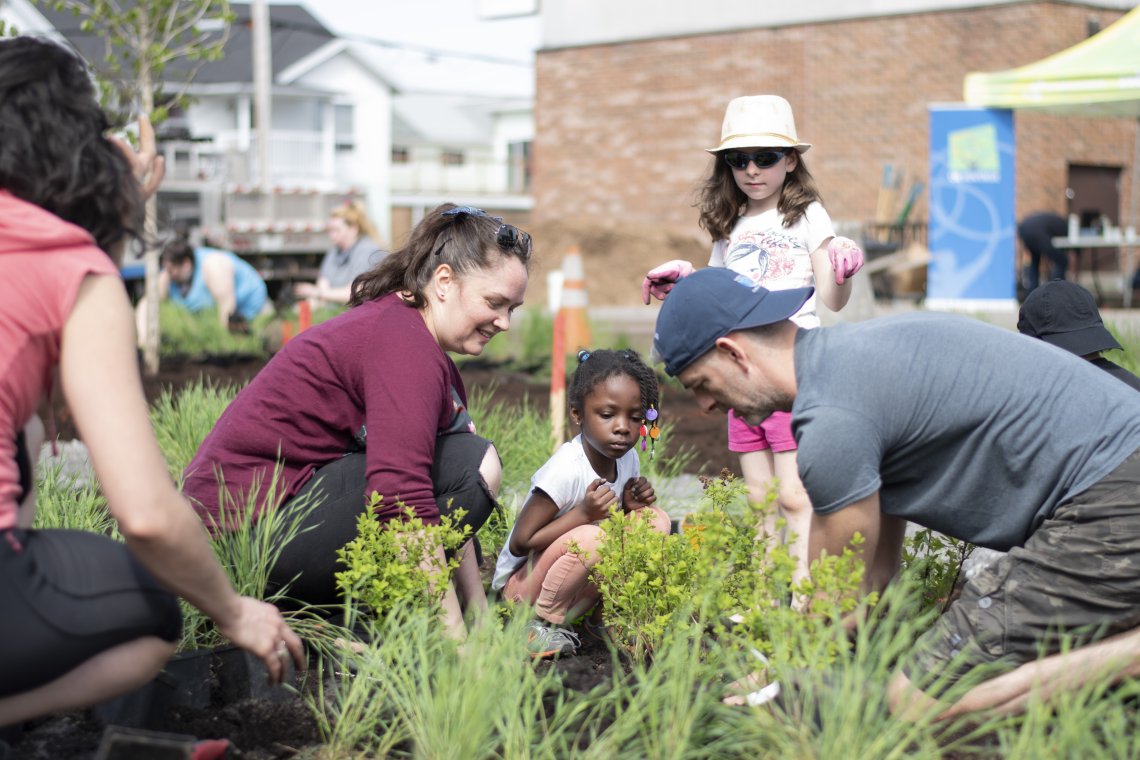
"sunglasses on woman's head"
441,205,532,258
722,149,788,171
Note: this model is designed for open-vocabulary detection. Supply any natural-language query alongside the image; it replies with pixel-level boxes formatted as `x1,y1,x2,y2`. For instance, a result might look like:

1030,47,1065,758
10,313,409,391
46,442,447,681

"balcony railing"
389,153,531,196
160,135,533,197
160,131,331,186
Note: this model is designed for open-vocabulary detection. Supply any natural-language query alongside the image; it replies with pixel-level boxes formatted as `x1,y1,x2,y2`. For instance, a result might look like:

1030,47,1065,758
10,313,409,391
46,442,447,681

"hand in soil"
217,596,306,684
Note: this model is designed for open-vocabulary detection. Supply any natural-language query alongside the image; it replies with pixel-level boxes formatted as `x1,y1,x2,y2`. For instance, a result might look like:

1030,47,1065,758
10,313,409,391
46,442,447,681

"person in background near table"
654,267,1140,719
492,349,672,658
1018,280,1140,392
0,36,302,733
294,200,386,308
182,204,531,640
640,94,865,585
1017,211,1070,297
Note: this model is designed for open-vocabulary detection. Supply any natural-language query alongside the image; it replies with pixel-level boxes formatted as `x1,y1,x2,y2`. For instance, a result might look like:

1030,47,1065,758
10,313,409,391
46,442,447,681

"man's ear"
713,334,751,373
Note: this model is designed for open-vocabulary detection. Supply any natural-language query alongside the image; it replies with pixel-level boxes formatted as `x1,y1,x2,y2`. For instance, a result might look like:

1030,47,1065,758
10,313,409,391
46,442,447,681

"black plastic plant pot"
164,649,213,708
93,725,196,760
213,645,296,704
93,649,212,729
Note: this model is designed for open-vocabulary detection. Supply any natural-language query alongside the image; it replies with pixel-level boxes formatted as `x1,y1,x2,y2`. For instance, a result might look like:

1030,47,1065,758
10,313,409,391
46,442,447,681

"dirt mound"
526,217,709,308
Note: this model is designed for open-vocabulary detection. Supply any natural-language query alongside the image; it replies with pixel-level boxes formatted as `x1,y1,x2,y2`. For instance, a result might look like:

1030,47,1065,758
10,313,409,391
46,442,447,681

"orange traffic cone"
298,300,312,333
560,246,591,352
549,309,567,450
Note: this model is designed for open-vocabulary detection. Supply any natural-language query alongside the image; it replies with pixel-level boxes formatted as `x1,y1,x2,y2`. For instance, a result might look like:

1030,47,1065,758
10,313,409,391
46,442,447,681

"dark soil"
13,688,321,759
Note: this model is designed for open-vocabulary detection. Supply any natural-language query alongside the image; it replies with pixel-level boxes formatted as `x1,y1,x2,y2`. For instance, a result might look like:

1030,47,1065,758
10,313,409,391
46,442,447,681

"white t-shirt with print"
491,434,640,591
708,201,835,328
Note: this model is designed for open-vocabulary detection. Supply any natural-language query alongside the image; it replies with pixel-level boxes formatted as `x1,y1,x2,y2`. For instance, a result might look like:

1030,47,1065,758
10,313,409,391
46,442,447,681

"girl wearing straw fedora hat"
641,94,865,585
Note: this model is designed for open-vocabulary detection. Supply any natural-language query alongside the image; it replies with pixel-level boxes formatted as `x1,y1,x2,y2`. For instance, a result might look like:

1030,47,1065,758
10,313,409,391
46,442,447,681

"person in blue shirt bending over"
137,236,269,338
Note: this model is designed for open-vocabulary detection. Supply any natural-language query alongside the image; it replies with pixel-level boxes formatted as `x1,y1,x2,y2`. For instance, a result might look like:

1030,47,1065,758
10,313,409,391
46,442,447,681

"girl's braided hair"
569,348,659,415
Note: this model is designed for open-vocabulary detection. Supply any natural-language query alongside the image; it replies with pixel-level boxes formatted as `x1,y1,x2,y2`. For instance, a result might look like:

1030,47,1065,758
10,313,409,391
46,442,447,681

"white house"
390,93,534,231
18,2,395,254
1,0,536,256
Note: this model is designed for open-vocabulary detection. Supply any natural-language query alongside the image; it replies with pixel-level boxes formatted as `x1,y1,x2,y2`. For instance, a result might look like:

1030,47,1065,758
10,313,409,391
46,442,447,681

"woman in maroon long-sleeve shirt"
182,204,531,638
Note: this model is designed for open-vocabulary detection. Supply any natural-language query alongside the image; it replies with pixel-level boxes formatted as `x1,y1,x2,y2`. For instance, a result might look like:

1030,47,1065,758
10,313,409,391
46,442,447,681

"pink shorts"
727,410,798,454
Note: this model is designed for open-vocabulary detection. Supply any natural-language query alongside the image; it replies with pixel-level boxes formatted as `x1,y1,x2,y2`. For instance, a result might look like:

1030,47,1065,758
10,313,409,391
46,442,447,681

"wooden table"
1052,232,1139,308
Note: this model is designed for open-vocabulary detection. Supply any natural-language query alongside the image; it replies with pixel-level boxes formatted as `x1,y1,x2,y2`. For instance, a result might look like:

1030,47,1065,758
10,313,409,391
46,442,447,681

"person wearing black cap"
653,267,1140,720
1018,280,1140,392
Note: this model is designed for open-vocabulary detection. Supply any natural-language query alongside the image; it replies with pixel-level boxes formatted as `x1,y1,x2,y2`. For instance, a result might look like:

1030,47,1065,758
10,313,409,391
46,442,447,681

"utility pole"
251,0,272,189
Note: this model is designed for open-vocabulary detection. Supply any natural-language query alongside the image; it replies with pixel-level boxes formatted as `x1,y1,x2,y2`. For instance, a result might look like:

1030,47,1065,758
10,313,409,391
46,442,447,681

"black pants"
0,529,181,697
1019,216,1069,293
269,434,498,605
15,430,31,505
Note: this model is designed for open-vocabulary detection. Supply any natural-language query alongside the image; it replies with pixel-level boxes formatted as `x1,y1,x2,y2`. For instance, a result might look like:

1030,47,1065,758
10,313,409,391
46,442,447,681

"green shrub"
335,497,470,619
588,471,869,667
585,472,773,658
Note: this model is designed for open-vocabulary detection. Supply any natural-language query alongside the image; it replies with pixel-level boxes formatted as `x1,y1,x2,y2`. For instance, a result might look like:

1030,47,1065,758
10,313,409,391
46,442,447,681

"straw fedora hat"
707,95,812,154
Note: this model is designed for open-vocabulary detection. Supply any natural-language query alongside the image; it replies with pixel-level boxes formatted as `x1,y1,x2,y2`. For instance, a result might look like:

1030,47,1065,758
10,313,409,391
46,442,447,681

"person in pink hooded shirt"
0,37,302,730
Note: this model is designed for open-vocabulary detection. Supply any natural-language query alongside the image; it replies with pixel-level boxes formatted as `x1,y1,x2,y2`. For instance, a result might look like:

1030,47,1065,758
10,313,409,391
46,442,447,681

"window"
334,104,354,152
508,140,532,192
391,146,410,164
442,150,465,167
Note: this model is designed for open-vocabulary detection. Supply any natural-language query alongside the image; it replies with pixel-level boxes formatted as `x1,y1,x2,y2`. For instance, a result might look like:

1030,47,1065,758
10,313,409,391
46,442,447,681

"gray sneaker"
525,619,580,659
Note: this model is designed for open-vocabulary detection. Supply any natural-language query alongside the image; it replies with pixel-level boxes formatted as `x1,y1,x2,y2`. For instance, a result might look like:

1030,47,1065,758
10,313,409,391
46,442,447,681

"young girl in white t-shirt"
642,95,864,583
492,349,671,658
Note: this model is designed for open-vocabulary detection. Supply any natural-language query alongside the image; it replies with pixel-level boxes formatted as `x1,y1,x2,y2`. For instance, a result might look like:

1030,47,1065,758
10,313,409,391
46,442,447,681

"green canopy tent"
964,5,1140,118
963,5,1140,228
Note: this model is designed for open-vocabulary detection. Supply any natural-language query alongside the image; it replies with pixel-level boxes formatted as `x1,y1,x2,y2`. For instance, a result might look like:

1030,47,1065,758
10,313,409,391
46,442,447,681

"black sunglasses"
441,205,532,257
722,149,788,171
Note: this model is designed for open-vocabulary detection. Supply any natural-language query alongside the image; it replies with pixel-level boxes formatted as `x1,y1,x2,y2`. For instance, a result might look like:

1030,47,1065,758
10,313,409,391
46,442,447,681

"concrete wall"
532,2,1137,239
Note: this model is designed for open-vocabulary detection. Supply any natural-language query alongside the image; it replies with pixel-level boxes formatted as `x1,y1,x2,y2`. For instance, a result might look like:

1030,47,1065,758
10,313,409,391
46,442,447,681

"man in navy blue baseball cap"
653,268,813,377
651,266,1140,723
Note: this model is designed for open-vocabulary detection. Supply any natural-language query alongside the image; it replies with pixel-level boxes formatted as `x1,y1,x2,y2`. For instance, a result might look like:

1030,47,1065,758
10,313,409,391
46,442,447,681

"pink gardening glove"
827,236,865,285
641,259,695,304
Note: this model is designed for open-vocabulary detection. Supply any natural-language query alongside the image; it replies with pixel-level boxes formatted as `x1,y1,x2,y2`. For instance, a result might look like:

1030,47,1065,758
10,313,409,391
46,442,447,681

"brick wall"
534,3,1135,239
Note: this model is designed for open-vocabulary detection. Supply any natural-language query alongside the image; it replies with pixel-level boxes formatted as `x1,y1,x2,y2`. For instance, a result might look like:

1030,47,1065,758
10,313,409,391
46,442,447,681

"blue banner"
927,106,1017,309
